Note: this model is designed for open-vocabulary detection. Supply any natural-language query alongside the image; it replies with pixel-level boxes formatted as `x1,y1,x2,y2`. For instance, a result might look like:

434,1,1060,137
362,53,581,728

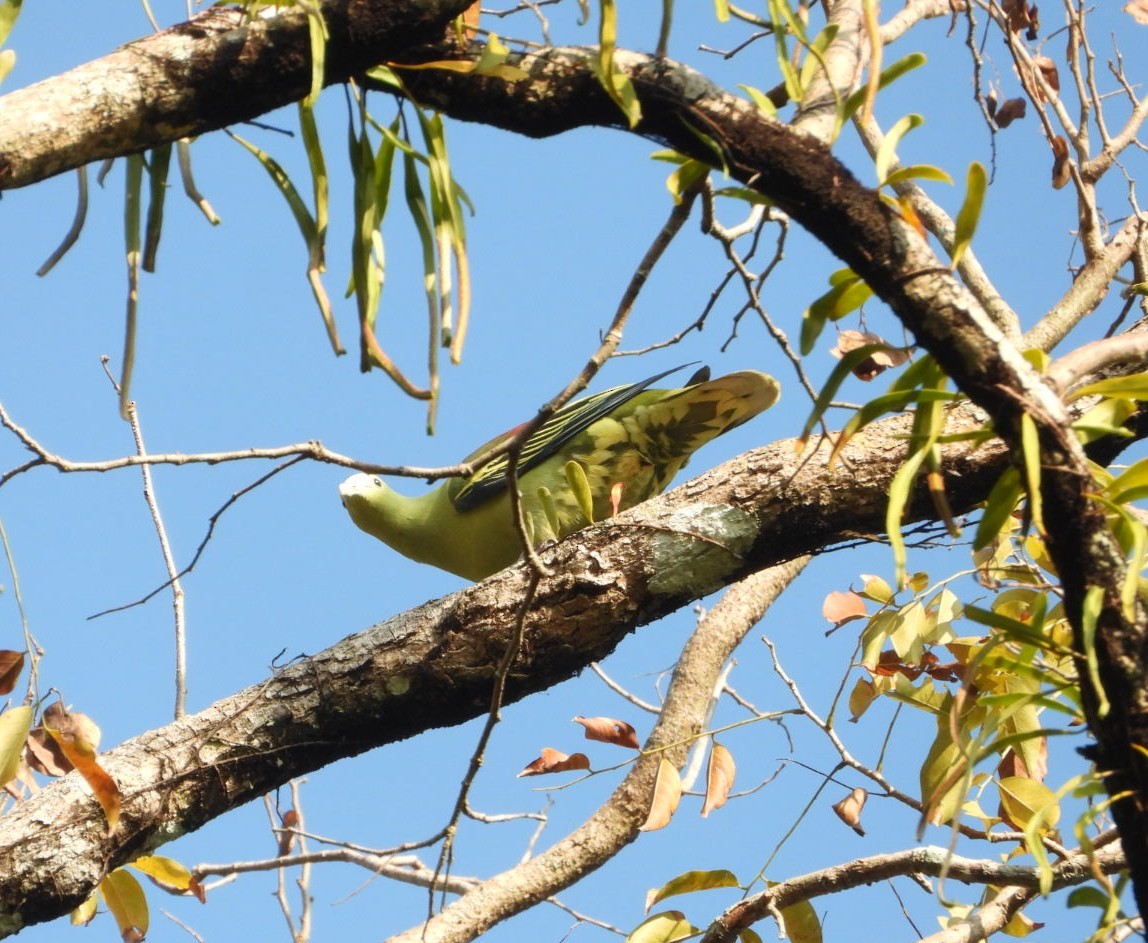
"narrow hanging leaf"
230,131,341,355
951,161,987,268
176,140,221,225
739,84,778,116
701,741,735,816
565,461,596,523
100,869,149,940
1080,585,1110,718
874,113,924,186
142,144,172,273
0,48,13,86
0,0,22,47
840,51,926,125
973,466,1023,551
1018,412,1045,535
639,758,683,831
596,0,642,127
1070,372,1148,401
120,154,144,421
0,705,33,788
537,485,561,538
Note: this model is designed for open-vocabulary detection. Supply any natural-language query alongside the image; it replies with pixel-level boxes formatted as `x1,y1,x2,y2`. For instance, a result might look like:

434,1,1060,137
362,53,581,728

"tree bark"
0,407,1056,935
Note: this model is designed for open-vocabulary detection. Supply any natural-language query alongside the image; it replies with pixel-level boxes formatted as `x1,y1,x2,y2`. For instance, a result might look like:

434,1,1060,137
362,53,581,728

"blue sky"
1,2,1138,941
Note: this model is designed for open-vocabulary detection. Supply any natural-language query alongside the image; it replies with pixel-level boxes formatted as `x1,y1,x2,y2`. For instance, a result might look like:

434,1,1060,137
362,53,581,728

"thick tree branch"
0,0,472,189
0,404,1080,936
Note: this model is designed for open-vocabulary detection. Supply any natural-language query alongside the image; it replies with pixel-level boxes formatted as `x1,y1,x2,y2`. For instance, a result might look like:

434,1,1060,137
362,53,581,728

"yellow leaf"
130,855,194,894
627,910,696,943
998,776,1060,831
0,705,33,788
100,869,149,939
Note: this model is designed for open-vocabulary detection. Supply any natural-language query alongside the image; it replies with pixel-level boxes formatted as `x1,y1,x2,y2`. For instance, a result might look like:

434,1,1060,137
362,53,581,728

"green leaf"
0,0,22,48
739,84,778,116
800,270,872,354
797,22,839,90
881,164,953,187
1071,371,1148,401
595,0,642,127
767,0,802,101
779,896,823,943
1081,585,1110,719
840,51,927,122
973,467,1022,551
713,0,730,22
665,158,709,203
565,461,595,523
1018,412,1044,535
141,144,172,275
647,869,741,908
120,153,144,422
950,161,987,268
875,113,924,186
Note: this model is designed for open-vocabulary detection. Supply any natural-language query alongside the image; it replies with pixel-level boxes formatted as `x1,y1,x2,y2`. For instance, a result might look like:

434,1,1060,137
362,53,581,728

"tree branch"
0,404,1078,936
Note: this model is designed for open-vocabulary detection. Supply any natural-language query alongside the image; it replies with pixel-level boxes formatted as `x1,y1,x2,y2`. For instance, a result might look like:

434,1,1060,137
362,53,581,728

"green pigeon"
339,365,780,581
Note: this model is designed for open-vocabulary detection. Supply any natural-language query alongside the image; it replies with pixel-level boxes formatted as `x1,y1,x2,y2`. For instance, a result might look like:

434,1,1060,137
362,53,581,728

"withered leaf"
1127,0,1148,24
639,758,682,831
46,723,121,831
701,741,735,818
0,650,24,695
573,715,640,749
1032,55,1059,96
1051,135,1071,189
993,97,1027,128
24,726,70,776
277,808,299,856
828,330,912,380
822,589,867,628
831,787,869,835
517,747,591,777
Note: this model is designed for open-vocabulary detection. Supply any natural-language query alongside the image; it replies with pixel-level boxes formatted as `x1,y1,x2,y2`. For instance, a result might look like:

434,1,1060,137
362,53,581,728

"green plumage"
339,366,780,581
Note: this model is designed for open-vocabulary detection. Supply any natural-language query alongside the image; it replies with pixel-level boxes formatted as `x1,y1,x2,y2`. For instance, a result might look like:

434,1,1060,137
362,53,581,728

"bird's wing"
450,364,694,512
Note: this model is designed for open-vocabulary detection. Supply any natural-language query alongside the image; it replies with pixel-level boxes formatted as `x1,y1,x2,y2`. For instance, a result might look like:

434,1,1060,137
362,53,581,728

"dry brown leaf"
46,722,121,831
993,97,1027,128
1051,135,1071,189
24,727,70,776
701,742,736,817
573,715,640,749
828,330,912,380
0,651,24,695
639,758,682,831
277,808,299,857
831,787,869,835
517,747,591,777
1127,0,1148,24
1003,0,1039,37
822,590,867,628
1032,55,1060,96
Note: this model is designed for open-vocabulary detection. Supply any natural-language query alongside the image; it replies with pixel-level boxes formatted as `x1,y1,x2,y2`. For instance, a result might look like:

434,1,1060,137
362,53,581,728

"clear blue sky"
1,2,1135,941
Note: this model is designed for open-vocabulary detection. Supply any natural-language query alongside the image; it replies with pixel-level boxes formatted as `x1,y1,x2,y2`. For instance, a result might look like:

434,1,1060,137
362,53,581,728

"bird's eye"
372,476,382,486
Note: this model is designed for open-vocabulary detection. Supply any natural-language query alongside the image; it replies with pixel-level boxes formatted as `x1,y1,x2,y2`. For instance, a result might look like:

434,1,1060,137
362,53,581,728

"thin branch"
702,843,1126,943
